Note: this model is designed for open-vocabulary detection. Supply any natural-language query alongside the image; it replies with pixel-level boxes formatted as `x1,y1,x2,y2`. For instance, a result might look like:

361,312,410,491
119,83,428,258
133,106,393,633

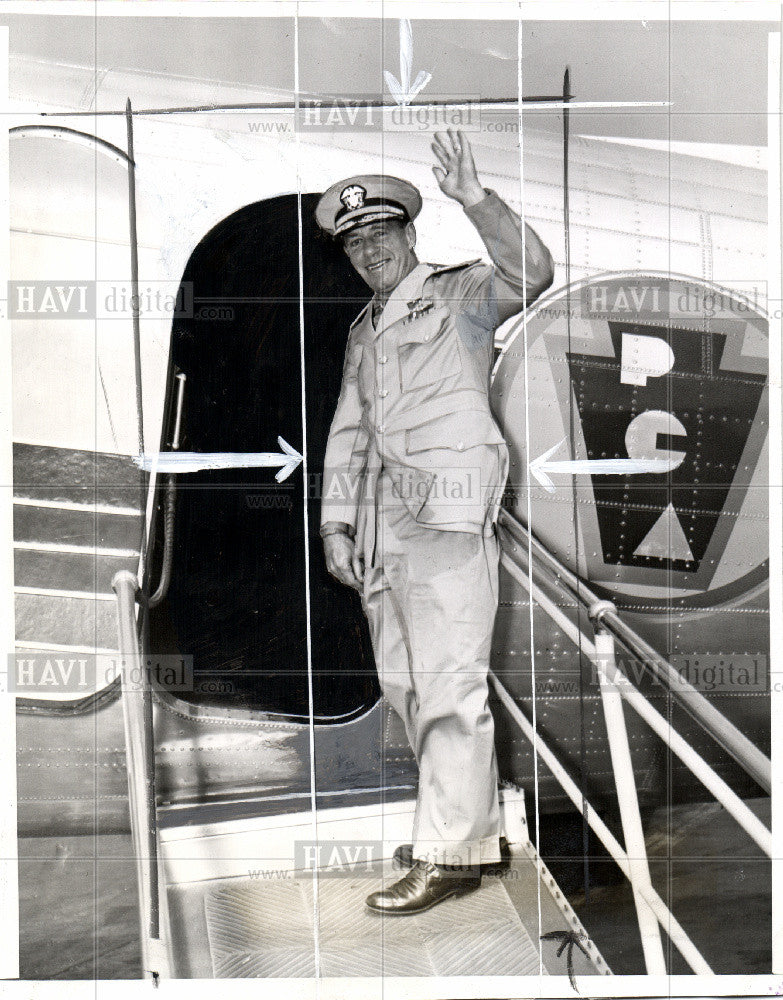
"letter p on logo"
620,333,675,386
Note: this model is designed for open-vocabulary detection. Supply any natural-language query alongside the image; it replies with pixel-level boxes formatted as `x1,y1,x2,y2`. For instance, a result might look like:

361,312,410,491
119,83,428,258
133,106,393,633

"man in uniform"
316,130,554,914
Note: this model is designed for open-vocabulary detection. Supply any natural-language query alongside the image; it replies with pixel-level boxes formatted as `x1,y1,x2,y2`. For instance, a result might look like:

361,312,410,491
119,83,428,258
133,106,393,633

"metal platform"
164,838,611,980
205,866,540,978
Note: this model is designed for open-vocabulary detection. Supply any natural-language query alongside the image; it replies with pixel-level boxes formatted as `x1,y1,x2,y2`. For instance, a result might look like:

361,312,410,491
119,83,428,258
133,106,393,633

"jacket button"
379,355,388,364
457,441,465,451
423,335,431,342
379,389,389,398
377,424,385,434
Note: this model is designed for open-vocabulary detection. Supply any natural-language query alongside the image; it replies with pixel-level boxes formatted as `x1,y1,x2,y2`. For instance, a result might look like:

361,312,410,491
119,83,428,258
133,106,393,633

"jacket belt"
360,388,490,438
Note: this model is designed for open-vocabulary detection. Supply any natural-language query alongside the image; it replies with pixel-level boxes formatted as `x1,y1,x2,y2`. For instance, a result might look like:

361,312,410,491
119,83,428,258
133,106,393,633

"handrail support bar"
595,627,667,974
112,569,161,978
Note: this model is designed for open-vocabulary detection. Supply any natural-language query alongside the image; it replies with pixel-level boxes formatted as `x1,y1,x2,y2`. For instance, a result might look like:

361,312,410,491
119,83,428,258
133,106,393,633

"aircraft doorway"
149,194,378,721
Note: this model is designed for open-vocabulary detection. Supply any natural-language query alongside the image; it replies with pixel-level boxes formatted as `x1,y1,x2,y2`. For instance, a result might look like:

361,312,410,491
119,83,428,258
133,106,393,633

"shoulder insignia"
426,258,483,276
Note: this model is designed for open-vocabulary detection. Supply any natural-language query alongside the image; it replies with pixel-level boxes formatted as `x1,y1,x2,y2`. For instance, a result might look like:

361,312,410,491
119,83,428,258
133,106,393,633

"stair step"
14,504,144,551
15,592,118,648
13,442,144,511
14,549,139,594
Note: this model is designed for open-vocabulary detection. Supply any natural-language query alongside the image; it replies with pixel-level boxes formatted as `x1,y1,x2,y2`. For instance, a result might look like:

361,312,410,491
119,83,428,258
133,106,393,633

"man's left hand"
432,129,486,209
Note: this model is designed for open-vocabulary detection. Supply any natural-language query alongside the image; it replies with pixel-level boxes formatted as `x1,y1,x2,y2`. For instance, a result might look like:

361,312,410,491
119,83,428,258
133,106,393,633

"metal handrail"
498,548,772,855
498,508,772,794
112,569,160,974
487,668,714,975
148,372,186,610
491,510,774,974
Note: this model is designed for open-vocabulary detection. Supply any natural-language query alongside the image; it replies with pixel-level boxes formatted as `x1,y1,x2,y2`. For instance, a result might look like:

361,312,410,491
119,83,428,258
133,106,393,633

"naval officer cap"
315,175,422,237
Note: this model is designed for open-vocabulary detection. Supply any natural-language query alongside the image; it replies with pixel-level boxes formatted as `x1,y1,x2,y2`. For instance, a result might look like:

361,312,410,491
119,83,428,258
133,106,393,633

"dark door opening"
150,193,378,720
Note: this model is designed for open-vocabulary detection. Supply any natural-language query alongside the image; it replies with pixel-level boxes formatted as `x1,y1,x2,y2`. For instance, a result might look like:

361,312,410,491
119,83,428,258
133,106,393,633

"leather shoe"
365,859,481,915
392,838,511,871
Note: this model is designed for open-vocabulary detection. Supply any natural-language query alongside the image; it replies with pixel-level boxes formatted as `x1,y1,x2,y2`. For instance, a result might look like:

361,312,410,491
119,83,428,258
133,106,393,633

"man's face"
342,219,417,295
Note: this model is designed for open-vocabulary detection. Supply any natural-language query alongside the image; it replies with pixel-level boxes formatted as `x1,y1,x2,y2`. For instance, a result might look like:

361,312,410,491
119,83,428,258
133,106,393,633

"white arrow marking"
135,436,303,482
529,439,681,493
384,18,432,106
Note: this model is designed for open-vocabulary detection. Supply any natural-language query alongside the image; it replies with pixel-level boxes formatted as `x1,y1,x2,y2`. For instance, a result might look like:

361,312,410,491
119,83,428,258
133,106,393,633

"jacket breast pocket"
344,342,371,401
396,305,462,393
344,341,363,376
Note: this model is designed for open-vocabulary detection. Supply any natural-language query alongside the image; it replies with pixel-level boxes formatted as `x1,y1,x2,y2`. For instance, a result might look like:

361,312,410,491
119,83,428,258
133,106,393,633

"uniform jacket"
321,189,538,547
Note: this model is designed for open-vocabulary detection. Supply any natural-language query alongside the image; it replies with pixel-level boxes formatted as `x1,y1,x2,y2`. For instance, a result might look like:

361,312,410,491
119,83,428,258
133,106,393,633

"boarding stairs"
112,500,772,982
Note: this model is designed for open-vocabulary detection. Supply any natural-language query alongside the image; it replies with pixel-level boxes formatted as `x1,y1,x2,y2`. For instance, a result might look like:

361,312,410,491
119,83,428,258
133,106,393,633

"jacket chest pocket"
395,305,462,393
345,342,371,402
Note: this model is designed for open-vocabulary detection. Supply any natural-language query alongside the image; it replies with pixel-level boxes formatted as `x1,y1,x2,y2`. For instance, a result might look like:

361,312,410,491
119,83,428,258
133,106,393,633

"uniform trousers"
361,469,502,867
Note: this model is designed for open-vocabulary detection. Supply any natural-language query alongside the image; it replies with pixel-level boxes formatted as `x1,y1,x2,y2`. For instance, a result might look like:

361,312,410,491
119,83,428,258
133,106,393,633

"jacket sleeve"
320,335,369,531
461,188,554,325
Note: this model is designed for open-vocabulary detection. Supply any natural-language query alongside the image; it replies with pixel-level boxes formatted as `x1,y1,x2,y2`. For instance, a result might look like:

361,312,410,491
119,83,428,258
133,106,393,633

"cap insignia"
340,184,367,211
